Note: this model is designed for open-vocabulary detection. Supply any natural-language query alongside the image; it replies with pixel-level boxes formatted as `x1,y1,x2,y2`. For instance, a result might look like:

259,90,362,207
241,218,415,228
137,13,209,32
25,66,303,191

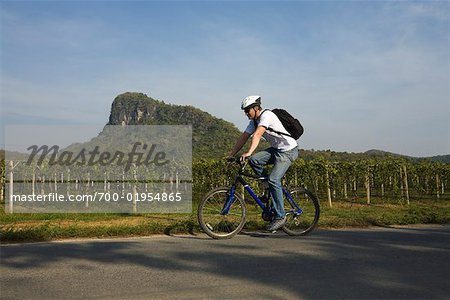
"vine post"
365,171,371,205
403,165,410,205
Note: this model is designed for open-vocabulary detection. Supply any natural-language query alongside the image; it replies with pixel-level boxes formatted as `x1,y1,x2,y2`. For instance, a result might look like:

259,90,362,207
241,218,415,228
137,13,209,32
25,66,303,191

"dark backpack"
256,109,304,140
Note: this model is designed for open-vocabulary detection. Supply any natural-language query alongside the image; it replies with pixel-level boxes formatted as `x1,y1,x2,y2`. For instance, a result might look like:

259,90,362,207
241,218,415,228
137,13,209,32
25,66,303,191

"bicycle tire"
282,187,320,236
197,187,247,239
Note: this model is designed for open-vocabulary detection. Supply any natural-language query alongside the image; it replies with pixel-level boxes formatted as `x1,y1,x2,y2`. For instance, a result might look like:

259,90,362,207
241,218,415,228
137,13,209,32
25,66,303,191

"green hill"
365,149,450,163
107,92,242,159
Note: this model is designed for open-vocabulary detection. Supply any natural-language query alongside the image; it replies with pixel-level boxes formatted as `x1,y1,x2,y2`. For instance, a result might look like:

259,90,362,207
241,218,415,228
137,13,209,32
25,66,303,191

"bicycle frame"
198,159,320,239
221,168,303,216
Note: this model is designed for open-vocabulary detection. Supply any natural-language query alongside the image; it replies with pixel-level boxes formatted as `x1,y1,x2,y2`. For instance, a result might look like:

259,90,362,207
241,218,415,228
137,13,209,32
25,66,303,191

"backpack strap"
266,126,293,138
253,109,268,131
253,109,293,138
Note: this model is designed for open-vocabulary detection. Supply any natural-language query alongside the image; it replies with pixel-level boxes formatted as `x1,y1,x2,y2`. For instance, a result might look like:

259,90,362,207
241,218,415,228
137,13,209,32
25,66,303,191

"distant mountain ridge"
106,93,449,162
365,149,450,163
1,93,448,162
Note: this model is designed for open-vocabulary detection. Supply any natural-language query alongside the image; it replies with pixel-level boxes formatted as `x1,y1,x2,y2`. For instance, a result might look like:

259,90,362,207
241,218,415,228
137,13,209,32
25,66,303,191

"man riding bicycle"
228,95,299,231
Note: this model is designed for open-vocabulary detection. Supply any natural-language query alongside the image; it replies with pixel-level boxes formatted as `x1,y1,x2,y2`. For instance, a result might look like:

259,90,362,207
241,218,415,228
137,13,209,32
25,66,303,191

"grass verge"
1,199,449,243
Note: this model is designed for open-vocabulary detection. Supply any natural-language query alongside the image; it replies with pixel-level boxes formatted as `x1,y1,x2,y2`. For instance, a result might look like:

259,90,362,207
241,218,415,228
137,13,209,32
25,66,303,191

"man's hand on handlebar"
240,152,251,163
226,153,251,165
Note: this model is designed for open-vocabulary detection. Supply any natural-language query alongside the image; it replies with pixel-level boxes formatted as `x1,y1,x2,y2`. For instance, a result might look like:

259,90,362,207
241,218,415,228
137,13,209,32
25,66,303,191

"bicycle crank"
261,211,274,221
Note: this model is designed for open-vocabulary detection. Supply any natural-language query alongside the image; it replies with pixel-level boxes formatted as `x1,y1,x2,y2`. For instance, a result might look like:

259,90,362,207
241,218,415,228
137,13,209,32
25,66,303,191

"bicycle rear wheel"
282,187,320,236
197,187,246,239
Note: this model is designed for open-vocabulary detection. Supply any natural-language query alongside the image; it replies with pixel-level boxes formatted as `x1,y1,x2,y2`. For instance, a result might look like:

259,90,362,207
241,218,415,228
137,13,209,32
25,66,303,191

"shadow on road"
1,225,449,299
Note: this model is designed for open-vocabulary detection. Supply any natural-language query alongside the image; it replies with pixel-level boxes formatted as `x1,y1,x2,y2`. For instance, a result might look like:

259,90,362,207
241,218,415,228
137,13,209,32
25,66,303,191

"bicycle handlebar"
226,156,250,172
226,156,247,165
226,156,270,180
226,156,239,163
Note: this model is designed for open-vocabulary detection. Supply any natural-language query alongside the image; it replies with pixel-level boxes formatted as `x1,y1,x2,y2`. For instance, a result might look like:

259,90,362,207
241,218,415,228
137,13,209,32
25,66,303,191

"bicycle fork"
220,185,236,215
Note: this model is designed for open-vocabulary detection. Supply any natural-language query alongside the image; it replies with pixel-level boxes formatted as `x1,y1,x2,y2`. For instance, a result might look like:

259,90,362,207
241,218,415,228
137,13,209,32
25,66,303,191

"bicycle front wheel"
282,187,320,236
197,187,246,239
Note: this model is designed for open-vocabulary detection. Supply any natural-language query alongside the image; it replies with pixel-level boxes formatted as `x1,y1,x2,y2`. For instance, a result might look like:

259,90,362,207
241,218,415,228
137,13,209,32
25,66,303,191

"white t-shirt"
245,109,298,151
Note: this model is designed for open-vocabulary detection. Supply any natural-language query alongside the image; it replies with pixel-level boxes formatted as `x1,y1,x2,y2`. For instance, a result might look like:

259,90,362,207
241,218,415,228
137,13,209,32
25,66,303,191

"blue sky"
1,1,449,157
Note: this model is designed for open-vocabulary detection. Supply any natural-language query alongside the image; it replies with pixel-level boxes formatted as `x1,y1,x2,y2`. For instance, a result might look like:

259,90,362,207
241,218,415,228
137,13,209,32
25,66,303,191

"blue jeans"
248,147,299,219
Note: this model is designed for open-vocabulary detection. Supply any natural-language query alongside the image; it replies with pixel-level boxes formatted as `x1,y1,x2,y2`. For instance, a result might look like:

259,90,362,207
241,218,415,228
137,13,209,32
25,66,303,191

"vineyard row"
1,158,449,207
193,158,450,206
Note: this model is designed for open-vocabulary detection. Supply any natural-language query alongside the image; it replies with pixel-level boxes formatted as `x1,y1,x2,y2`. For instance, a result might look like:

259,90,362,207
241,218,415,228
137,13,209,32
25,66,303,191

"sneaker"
266,216,287,231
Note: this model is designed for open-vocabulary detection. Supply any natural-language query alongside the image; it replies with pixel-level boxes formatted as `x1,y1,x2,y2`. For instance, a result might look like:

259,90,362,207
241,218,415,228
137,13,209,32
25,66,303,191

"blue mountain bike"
197,158,320,239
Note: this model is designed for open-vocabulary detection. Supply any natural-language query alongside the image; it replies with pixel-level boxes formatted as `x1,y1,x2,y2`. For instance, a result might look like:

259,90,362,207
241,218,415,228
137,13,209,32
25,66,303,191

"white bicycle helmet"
241,95,261,110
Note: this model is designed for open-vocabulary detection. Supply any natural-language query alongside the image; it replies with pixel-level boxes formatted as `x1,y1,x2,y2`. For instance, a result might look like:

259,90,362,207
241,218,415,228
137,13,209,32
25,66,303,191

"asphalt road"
1,225,449,299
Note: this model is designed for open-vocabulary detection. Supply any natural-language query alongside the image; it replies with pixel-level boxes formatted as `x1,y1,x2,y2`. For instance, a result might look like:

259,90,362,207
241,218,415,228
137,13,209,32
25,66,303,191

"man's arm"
228,131,251,157
241,126,266,160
